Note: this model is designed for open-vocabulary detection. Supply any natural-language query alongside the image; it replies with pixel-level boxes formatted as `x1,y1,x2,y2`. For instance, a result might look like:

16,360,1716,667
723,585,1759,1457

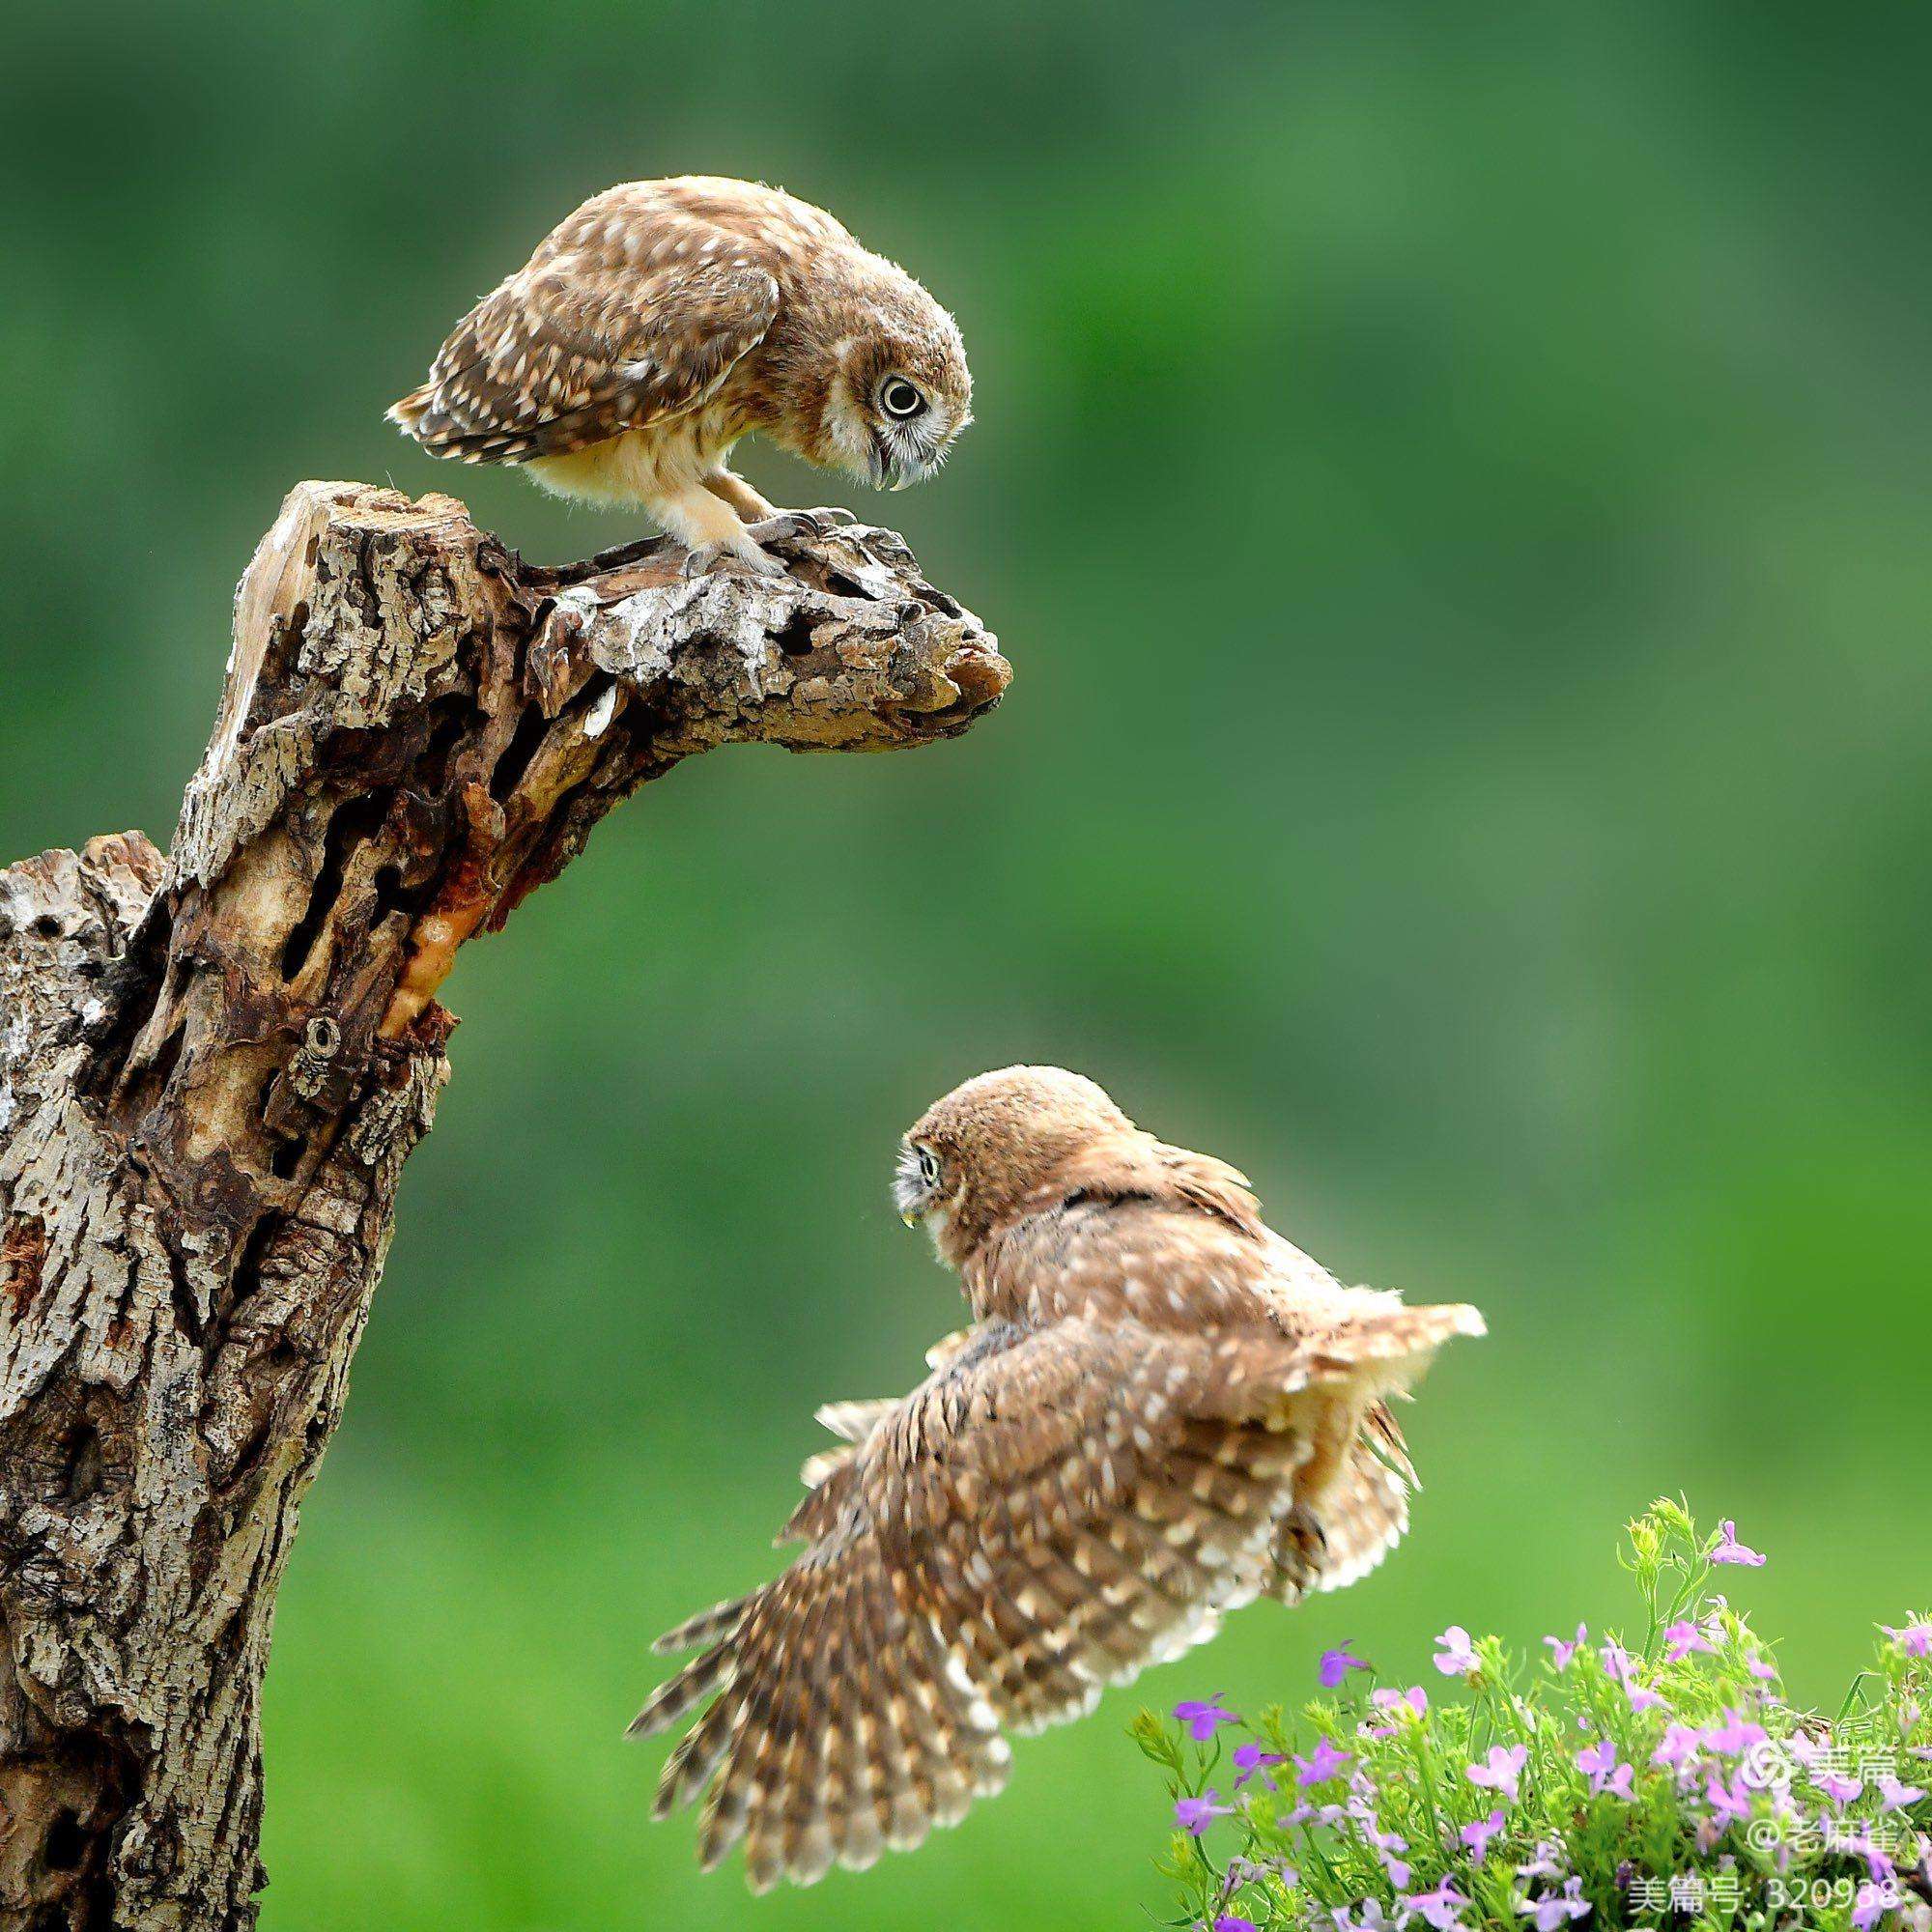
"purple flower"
1214,1918,1259,1932
1295,1737,1354,1786
1331,1906,1403,1932
1662,1620,1714,1662
1883,1620,1932,1660
1361,1815,1409,1884
1746,1653,1778,1681
1175,1790,1235,1834
1597,1641,1664,1713
1543,1622,1588,1670
1402,1876,1471,1928
1434,1626,1480,1677
1467,1745,1529,1804
1233,1743,1286,1790
1356,1816,1407,1858
1365,1686,1428,1736
1852,1881,1899,1931
1175,1696,1239,1742
1823,1820,1897,1884
1285,1800,1347,1828
1462,1807,1507,1859
1816,1768,1863,1806
1225,1857,1282,1888
1652,1723,1701,1770
1704,1772,1752,1830
1711,1520,1766,1567
1576,1739,1634,1800
1702,1710,1768,1757
1516,1841,1566,1882
1319,1642,1371,1689
1517,1877,1591,1928
1878,1773,1927,1812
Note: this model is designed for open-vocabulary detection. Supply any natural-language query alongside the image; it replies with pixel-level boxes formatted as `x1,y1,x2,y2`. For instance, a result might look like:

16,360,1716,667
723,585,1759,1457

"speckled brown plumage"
389,177,971,572
633,1067,1484,1889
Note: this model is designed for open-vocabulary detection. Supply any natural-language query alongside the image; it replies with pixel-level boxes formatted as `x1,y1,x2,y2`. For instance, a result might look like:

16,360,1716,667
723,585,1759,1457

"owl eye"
917,1145,940,1183
879,378,925,421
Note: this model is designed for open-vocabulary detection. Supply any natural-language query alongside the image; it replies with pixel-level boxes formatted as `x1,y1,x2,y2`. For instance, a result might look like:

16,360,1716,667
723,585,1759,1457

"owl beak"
870,438,924,493
892,1152,932,1226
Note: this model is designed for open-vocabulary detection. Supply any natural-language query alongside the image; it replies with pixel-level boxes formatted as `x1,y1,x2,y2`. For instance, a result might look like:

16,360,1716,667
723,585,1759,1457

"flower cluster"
1137,1502,1932,1930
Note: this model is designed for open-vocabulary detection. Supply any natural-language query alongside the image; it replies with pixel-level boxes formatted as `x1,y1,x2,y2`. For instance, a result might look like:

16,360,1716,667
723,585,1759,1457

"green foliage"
1141,1506,1931,1930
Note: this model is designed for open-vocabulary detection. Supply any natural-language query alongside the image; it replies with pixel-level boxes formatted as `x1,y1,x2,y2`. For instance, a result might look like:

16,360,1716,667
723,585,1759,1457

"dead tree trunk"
0,483,1007,1931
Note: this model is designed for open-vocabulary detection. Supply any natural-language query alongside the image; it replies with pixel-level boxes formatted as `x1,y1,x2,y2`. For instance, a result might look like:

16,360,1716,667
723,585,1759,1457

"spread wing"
389,249,779,464
631,1316,1326,1890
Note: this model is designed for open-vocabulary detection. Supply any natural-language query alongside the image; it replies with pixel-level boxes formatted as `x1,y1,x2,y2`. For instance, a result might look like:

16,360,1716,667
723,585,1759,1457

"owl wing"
795,1397,897,1494
632,1315,1334,1890
389,253,780,464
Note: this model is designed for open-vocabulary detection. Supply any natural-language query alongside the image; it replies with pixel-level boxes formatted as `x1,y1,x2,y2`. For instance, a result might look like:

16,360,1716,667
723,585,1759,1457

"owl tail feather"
1303,1300,1487,1393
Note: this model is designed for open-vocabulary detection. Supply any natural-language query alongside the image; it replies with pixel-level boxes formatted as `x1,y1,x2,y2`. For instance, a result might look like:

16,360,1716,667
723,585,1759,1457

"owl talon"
1283,1504,1329,1558
681,542,787,582
749,511,826,546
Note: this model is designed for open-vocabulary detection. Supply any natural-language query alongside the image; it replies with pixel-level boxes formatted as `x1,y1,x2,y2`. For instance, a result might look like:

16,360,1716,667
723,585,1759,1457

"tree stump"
0,484,1008,1929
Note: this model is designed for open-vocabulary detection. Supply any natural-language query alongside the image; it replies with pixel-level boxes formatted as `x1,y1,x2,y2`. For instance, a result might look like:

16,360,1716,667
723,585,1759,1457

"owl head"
895,1065,1134,1264
795,256,973,493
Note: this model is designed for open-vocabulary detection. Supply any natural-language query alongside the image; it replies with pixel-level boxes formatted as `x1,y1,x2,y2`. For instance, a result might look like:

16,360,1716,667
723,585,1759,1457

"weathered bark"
0,484,1007,1930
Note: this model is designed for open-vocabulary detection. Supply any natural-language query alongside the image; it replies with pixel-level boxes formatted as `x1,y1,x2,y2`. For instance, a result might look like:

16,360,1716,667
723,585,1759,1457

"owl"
388,176,971,574
632,1066,1485,1890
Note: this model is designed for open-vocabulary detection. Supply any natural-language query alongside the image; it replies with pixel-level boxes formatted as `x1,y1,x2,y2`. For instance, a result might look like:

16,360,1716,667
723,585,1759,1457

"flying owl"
387,176,971,574
631,1066,1486,1890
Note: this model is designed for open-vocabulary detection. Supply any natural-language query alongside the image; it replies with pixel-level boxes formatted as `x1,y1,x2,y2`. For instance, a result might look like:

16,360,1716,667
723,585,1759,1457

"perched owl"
632,1066,1485,1890
388,176,971,574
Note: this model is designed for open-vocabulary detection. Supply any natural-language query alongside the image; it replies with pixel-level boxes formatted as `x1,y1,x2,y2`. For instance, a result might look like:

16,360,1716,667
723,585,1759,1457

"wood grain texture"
0,484,1007,1929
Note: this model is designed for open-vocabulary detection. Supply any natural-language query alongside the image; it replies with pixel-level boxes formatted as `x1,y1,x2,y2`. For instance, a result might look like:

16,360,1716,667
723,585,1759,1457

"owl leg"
651,481,786,578
1284,1395,1356,1531
706,471,847,557
1268,1408,1347,1603
702,469,780,522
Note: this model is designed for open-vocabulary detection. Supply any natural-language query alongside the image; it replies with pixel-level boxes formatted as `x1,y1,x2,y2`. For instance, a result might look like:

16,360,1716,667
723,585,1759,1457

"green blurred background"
5,2,1929,1923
